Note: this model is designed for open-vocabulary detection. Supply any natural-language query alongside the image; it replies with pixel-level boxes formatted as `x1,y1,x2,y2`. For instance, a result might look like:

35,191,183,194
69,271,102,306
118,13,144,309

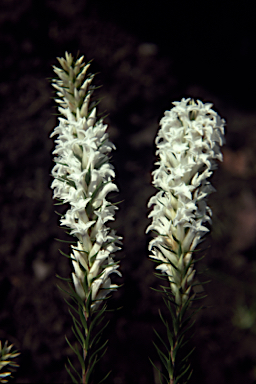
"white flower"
51,52,121,312
147,98,225,306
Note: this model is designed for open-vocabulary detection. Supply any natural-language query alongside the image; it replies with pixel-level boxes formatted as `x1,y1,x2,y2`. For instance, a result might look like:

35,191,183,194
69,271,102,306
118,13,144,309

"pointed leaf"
67,357,82,382
65,363,79,384
153,328,169,354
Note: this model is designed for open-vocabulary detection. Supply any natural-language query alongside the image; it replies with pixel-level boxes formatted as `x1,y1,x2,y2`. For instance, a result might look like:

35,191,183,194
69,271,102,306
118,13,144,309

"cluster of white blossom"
51,52,121,311
147,98,225,305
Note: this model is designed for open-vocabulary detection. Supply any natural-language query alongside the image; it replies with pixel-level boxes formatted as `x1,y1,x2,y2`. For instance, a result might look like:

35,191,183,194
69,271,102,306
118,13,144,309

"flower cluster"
147,98,225,305
51,52,121,312
0,341,20,383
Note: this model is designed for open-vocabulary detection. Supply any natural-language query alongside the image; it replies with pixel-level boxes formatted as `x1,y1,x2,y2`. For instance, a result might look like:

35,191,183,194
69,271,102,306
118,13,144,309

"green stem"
82,346,87,384
168,273,191,384
83,308,89,384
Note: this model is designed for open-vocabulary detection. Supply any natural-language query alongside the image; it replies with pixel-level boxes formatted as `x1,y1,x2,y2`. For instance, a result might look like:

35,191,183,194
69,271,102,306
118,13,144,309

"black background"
1,1,256,383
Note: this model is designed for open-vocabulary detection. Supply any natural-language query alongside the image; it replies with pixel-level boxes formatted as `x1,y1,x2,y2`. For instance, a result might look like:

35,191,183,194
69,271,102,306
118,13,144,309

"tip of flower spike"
52,53,98,120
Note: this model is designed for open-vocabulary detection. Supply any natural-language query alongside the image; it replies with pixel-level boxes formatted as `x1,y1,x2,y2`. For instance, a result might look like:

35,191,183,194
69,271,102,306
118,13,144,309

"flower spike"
147,98,225,383
51,52,121,383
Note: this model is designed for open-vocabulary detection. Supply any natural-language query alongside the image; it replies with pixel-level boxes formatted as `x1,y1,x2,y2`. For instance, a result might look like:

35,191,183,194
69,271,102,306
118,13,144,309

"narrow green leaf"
153,328,169,354
90,303,107,330
69,312,85,348
54,210,64,216
56,274,72,281
68,282,86,307
154,272,171,281
179,298,191,322
71,325,84,349
158,310,167,328
57,284,73,297
87,346,108,384
55,238,77,244
74,343,85,372
153,342,169,371
175,362,191,382
65,336,77,355
182,347,195,362
85,307,105,350
89,339,108,367
67,357,82,382
172,335,184,361
64,297,80,315
85,355,97,384
166,322,174,350
85,290,92,316
59,249,73,258
98,369,111,384
65,363,79,384
89,320,109,350
191,294,207,301
149,358,166,384
65,336,85,378
78,305,88,333
191,279,210,287
150,287,167,293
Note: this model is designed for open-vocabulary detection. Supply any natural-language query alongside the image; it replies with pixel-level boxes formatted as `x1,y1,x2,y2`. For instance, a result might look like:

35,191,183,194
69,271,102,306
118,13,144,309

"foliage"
0,341,20,384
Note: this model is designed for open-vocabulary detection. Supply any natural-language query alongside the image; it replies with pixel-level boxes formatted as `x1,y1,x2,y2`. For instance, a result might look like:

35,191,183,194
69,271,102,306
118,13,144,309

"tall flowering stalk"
147,98,225,383
51,52,121,384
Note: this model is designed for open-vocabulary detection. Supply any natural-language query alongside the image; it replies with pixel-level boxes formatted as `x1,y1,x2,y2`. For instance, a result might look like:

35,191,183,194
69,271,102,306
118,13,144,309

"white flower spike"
147,98,225,306
51,52,121,313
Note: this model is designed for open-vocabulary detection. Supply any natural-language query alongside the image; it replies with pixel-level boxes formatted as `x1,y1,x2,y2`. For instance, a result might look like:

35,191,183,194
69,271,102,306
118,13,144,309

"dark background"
1,1,256,383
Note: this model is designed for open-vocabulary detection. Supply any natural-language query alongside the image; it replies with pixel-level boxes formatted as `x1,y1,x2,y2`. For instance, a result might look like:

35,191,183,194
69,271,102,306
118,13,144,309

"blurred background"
1,0,256,383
